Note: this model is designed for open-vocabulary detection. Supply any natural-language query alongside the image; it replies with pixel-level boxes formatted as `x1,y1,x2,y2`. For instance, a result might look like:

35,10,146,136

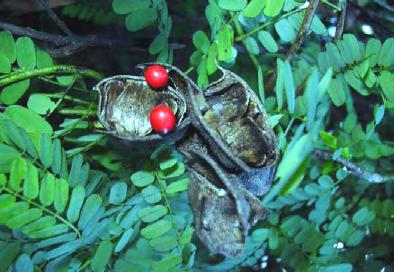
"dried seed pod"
94,65,193,148
177,132,268,257
186,66,279,173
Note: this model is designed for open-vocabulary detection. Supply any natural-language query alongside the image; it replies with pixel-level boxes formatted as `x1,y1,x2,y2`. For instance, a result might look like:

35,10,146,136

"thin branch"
35,0,73,35
0,21,146,57
286,0,320,60
334,0,347,42
0,65,103,87
313,149,394,183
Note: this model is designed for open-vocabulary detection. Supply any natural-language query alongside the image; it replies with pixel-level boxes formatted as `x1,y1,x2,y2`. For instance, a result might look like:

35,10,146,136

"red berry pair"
144,65,175,134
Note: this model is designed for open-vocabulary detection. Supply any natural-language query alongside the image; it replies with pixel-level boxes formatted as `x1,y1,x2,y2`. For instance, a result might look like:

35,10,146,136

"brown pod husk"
93,65,193,151
177,132,269,257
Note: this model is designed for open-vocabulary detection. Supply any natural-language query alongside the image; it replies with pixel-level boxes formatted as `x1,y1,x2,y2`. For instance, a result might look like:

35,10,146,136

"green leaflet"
130,170,155,187
0,31,16,63
23,163,39,199
16,37,36,69
67,185,85,223
39,133,53,169
54,178,69,213
264,0,284,17
138,205,168,223
217,24,234,61
141,219,172,239
125,8,157,32
39,173,55,206
243,0,266,18
9,158,27,191
218,0,247,11
78,194,102,230
91,240,113,272
109,182,128,204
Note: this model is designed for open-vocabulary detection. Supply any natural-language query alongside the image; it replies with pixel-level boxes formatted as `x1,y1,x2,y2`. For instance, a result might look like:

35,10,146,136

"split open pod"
94,63,279,257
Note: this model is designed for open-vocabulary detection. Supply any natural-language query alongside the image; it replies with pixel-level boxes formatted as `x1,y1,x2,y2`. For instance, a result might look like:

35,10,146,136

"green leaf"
218,0,247,11
374,105,385,124
328,76,346,106
67,185,85,223
244,37,260,55
378,71,394,102
157,162,185,179
130,170,155,187
4,105,53,139
141,219,172,239
6,208,42,229
197,58,209,88
23,163,39,199
0,53,11,73
320,264,353,272
0,31,16,63
54,178,69,213
27,223,68,239
40,173,55,206
125,8,157,32
166,178,189,194
217,24,234,61
151,254,182,271
56,75,75,86
142,185,162,204
192,31,210,53
352,207,375,226
283,60,295,113
0,242,20,272
78,194,102,229
0,79,30,105
264,0,284,17
39,133,53,168
91,240,113,272
207,43,218,75
68,154,83,187
268,229,278,250
9,158,27,191
138,205,168,223
36,49,54,68
112,0,150,15
276,133,313,182
115,227,138,253
377,38,394,67
51,139,62,174
27,94,56,115
243,0,266,18
0,144,21,173
149,34,167,55
15,254,33,272
343,34,361,62
149,235,178,252
275,19,296,42
258,31,278,53
305,69,319,130
365,38,382,67
16,37,36,69
311,15,326,35
109,182,127,204
275,59,284,109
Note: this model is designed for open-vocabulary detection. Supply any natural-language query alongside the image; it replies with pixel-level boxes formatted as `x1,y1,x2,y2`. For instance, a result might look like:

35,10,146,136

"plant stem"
0,65,103,87
321,0,341,11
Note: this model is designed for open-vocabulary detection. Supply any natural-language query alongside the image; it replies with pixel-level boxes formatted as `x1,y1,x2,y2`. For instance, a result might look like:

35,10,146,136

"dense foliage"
0,0,393,271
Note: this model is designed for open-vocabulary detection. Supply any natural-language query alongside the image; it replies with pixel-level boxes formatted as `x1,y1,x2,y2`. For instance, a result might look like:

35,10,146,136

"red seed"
144,65,169,90
149,105,176,134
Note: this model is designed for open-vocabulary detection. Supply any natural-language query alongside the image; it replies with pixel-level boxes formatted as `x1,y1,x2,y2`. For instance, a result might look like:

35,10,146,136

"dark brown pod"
93,66,192,150
186,66,279,173
177,132,268,257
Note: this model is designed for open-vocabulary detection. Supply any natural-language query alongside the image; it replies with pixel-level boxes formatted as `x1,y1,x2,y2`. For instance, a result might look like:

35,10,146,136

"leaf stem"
0,65,103,87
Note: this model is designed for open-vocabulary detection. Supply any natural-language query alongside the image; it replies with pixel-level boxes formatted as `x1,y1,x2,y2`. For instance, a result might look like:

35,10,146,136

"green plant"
0,0,393,271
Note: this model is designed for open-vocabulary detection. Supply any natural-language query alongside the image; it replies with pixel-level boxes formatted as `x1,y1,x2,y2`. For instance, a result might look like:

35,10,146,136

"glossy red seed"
144,65,169,89
149,105,176,134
